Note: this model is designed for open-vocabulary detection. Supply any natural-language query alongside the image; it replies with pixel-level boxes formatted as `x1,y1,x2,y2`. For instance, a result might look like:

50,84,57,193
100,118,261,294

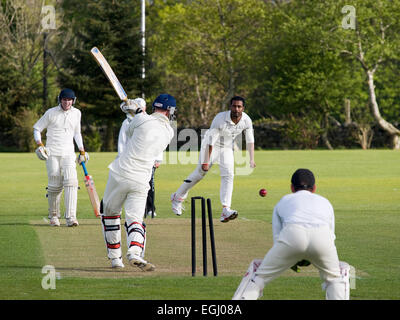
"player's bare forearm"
247,143,256,168
201,145,213,171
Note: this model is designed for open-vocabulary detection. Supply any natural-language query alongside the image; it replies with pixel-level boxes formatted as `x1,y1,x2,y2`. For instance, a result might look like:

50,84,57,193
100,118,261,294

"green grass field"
0,150,399,300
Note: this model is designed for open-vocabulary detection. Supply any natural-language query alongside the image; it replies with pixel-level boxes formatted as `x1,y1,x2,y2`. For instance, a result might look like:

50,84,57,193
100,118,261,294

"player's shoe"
171,193,185,216
66,218,79,227
127,253,155,272
220,207,238,223
49,217,60,227
111,257,125,269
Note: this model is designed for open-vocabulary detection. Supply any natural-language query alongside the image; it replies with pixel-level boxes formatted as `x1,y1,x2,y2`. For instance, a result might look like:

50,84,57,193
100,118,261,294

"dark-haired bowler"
171,96,256,223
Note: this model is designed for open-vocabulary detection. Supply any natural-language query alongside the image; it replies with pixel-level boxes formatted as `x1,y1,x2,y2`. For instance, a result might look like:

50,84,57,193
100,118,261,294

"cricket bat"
90,47,128,102
81,161,100,218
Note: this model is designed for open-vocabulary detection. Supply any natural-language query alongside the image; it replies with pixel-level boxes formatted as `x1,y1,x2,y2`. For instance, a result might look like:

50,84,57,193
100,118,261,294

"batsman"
117,98,159,218
33,89,89,227
101,94,176,270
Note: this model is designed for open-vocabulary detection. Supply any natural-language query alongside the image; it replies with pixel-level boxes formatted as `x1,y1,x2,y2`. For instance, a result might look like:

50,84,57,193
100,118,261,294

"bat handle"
81,161,89,176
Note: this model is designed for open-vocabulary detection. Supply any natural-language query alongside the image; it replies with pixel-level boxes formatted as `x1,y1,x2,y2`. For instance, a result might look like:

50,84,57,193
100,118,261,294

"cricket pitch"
31,218,322,279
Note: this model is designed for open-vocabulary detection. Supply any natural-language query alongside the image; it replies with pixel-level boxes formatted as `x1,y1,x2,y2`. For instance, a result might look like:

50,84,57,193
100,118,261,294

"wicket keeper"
235,169,347,300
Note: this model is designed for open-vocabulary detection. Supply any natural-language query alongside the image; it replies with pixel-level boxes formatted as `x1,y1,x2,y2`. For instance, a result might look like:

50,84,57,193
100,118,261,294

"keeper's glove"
290,260,311,273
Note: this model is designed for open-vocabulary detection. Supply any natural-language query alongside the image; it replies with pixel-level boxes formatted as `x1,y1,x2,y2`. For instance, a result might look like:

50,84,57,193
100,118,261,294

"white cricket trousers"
101,171,149,260
255,224,346,300
46,154,78,220
175,146,234,207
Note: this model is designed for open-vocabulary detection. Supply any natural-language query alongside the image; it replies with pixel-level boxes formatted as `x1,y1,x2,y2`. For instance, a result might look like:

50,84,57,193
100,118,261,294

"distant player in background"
171,96,256,222
235,169,347,300
117,98,159,218
101,94,176,270
33,88,89,227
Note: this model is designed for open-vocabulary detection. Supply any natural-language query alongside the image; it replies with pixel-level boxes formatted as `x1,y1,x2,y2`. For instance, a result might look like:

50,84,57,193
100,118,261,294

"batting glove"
35,144,50,160
120,99,143,115
77,151,89,164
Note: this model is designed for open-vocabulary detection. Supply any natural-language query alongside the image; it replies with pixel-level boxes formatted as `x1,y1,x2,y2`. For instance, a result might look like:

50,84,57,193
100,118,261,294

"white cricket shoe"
127,253,155,272
111,258,125,269
49,217,60,227
220,207,238,223
171,193,185,216
66,218,79,227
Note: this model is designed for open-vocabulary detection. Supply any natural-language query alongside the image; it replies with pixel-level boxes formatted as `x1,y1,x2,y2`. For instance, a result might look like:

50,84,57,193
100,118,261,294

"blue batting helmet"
58,88,76,104
152,94,176,113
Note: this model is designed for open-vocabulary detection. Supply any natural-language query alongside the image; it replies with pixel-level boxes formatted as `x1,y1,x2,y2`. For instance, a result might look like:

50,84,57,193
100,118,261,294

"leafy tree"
248,0,400,149
335,0,400,148
148,0,267,126
0,0,59,150
247,1,353,148
59,0,153,151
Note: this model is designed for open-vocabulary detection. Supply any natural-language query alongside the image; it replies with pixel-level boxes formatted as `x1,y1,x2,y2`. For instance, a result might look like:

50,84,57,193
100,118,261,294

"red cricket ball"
259,188,267,197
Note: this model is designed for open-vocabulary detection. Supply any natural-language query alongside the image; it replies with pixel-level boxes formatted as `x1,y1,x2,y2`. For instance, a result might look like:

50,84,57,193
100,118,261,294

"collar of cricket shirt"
226,110,243,126
58,104,74,114
152,111,169,123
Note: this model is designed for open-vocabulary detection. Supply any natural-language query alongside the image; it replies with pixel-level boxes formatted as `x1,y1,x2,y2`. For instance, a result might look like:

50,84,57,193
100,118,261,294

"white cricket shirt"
117,118,130,155
118,117,164,163
203,111,254,149
33,105,82,156
272,190,335,243
109,112,174,184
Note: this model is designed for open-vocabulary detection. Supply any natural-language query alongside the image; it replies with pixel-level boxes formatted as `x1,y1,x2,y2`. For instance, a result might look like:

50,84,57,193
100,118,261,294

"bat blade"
84,175,101,218
90,46,128,101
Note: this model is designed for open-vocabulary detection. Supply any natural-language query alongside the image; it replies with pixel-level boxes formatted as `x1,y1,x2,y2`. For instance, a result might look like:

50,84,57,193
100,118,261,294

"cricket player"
171,96,255,222
33,88,89,227
117,98,159,217
101,94,176,270
235,169,346,300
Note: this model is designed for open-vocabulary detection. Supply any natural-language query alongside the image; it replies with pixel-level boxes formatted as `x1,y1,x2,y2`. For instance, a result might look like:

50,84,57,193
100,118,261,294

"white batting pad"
232,259,262,300
101,215,122,259
339,261,352,300
64,186,77,219
125,221,146,257
47,191,62,219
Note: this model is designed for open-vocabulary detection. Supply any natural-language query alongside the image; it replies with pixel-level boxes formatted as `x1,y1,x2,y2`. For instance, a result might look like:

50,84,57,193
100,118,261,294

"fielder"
233,169,347,300
33,88,89,227
171,96,256,222
101,94,176,270
117,98,159,217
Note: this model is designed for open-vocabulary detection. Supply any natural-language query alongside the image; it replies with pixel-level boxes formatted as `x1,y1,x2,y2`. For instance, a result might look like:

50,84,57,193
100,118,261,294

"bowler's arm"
201,145,213,171
245,123,256,168
246,142,256,168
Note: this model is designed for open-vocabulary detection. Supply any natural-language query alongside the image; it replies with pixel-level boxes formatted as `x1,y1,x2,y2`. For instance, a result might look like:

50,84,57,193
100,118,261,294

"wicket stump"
191,196,218,277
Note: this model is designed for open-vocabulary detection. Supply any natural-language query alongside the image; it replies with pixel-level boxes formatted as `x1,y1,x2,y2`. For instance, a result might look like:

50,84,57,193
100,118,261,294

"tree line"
1,0,399,152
